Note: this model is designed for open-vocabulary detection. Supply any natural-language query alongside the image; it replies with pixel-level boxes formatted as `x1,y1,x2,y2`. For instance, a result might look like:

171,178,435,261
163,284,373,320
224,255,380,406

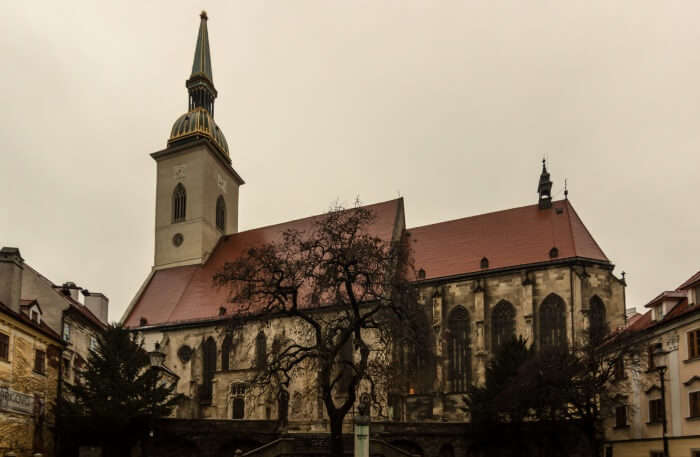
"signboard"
0,386,34,415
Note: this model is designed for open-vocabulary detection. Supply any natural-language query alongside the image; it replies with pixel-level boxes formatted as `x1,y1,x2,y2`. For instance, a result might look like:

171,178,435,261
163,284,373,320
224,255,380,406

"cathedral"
121,12,626,448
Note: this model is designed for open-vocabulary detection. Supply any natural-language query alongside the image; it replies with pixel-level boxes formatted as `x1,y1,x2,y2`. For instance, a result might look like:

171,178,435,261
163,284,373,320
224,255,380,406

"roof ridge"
564,200,609,262
231,198,403,237
407,200,564,232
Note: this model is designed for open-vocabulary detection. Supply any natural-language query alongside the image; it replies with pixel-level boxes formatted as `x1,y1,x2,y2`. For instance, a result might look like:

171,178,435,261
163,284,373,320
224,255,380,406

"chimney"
82,290,109,324
0,247,24,312
60,282,81,302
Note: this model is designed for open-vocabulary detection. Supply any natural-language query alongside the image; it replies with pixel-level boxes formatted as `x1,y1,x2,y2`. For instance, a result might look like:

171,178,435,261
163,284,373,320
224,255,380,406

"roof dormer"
20,300,43,325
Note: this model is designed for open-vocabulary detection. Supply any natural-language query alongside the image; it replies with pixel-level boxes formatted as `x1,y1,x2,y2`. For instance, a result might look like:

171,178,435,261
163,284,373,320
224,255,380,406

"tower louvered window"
589,296,607,345
447,307,471,392
539,294,567,348
491,300,515,353
172,183,187,223
216,195,226,231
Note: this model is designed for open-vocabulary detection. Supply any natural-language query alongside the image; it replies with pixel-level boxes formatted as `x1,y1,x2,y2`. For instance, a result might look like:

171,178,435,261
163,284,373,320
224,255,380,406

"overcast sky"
1,1,698,322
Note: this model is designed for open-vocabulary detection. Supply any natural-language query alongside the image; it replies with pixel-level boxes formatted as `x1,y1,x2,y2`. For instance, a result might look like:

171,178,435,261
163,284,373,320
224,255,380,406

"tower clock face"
173,233,184,247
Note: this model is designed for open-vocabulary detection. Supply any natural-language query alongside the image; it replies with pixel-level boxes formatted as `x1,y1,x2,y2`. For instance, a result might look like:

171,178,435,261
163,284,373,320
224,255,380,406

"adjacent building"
120,14,626,453
0,247,108,456
604,271,700,457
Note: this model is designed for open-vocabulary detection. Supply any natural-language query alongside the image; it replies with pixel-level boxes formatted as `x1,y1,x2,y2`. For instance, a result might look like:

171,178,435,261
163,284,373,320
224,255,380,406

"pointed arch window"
255,330,267,369
539,294,567,348
491,300,516,352
201,337,217,405
172,183,187,223
216,195,226,232
589,296,607,346
221,334,233,371
447,306,471,392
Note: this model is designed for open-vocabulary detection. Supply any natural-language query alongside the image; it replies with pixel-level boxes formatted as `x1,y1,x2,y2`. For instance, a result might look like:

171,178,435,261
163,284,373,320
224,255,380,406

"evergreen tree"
57,324,180,457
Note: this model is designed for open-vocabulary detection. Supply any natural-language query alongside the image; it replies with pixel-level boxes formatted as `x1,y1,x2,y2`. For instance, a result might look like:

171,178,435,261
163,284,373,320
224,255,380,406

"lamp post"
145,343,166,457
652,346,669,457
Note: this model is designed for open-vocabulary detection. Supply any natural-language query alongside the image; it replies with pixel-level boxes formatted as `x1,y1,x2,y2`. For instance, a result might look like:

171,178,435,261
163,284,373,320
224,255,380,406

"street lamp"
652,346,669,457
149,343,166,368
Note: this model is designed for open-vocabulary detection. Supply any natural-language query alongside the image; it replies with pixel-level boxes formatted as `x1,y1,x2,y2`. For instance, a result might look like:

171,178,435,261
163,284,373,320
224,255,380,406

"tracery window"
589,296,607,345
201,337,217,405
221,334,232,371
216,195,226,231
491,300,515,353
172,183,187,223
231,383,246,419
539,294,567,348
447,306,471,392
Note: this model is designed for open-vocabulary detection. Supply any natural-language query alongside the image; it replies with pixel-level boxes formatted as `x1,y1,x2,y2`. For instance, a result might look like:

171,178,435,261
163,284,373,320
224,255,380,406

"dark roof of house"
0,301,63,342
678,271,700,290
407,199,608,281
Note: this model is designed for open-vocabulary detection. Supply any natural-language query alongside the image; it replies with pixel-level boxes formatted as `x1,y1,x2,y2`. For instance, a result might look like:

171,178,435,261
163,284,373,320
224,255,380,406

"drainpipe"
569,265,575,348
55,314,66,457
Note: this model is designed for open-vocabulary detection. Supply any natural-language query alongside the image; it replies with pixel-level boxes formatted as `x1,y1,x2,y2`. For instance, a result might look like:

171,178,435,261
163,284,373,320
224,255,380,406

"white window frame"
89,336,98,352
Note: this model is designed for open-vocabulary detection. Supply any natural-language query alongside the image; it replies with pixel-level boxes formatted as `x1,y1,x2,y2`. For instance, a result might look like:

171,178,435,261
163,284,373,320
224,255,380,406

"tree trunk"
329,413,345,457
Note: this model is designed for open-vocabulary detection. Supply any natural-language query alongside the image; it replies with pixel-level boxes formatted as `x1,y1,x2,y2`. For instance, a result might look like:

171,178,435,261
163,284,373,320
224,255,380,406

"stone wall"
0,315,61,457
136,260,625,428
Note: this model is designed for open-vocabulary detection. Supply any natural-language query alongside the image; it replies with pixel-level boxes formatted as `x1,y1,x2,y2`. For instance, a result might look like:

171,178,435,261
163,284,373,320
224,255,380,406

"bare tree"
213,201,426,457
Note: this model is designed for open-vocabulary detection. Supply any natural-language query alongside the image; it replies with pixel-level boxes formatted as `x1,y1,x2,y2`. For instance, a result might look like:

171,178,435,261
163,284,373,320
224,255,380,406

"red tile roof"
408,199,608,280
124,199,403,328
643,290,688,308
678,271,700,291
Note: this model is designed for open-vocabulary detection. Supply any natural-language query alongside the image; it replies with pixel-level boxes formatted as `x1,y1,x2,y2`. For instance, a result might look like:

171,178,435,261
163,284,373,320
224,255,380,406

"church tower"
151,12,244,269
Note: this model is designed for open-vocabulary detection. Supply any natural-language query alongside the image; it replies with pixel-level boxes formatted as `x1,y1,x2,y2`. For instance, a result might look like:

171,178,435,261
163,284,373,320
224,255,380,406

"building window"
63,358,71,379
447,306,471,393
0,333,9,361
172,183,187,223
216,195,226,232
605,447,613,457
539,294,567,348
201,337,217,405
615,356,626,381
688,329,700,359
232,383,246,419
221,334,232,371
589,296,607,345
649,398,664,423
63,323,71,342
615,405,628,428
648,343,662,371
491,300,515,353
255,331,267,369
89,336,98,352
34,349,46,375
690,391,700,418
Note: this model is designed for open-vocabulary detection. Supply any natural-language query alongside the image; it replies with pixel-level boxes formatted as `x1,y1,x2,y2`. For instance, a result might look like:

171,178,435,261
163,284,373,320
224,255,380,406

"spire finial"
564,178,568,199
186,11,217,115
537,158,553,209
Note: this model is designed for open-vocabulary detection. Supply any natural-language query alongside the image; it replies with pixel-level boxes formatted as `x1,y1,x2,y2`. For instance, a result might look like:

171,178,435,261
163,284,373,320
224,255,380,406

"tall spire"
537,158,553,209
186,11,217,116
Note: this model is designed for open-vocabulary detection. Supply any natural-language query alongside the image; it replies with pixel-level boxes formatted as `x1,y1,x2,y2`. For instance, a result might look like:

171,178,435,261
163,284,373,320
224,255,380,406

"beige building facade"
0,247,107,456
604,271,700,457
